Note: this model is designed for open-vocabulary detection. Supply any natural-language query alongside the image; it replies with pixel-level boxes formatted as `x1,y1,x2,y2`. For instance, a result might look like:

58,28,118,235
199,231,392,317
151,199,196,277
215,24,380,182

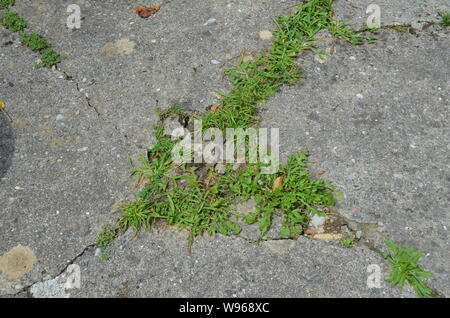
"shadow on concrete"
0,112,15,181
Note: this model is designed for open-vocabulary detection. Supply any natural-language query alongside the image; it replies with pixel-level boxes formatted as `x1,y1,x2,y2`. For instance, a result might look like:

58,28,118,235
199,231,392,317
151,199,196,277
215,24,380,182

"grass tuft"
96,225,118,260
202,0,371,131
384,239,434,298
0,10,26,31
438,11,450,27
0,0,14,10
341,237,354,248
19,31,51,51
97,0,373,253
36,48,65,68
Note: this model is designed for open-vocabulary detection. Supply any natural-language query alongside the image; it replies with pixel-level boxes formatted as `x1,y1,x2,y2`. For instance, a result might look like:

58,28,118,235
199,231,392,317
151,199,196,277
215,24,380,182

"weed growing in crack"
439,11,450,27
0,0,14,9
19,31,51,51
1,3,64,68
0,10,26,31
388,24,410,33
96,225,118,260
217,152,334,237
36,48,65,68
384,239,434,298
201,0,373,131
98,0,373,253
341,237,354,248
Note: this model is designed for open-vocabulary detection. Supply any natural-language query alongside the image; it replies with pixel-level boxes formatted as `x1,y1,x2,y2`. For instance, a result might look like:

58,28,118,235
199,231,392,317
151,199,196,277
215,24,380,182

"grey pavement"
0,0,448,297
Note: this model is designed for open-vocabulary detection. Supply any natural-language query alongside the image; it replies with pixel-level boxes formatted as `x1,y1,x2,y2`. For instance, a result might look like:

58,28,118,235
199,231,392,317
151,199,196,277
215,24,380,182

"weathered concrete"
1,0,448,297
261,29,449,295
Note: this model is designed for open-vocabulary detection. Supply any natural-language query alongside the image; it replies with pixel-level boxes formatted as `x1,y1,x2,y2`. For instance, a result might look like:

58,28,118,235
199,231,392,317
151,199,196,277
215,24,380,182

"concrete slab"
260,29,449,295
1,0,448,297
63,229,415,298
0,28,133,295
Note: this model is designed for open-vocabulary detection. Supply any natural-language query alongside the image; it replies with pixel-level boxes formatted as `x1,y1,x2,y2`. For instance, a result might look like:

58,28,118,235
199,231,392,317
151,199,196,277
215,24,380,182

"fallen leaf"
135,5,160,19
208,104,219,112
305,229,316,237
272,176,283,191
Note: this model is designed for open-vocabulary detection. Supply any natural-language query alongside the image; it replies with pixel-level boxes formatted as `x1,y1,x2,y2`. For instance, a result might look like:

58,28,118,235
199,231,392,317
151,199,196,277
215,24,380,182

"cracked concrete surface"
0,0,449,297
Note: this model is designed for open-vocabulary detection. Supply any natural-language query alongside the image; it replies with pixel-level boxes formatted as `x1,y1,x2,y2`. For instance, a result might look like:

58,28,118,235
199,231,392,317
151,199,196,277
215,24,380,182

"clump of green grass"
108,110,334,248
341,237,354,248
201,0,372,131
36,48,65,68
97,0,373,253
1,9,64,68
384,239,434,298
438,11,450,27
217,152,334,237
0,10,26,31
0,0,14,10
96,225,118,260
19,31,51,51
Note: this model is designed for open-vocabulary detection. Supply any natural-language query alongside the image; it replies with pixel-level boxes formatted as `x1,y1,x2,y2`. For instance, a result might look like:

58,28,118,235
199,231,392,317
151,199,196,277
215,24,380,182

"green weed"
0,0,14,9
19,31,51,51
384,239,434,298
341,237,354,248
0,10,26,32
98,0,372,252
36,48,65,68
96,225,118,260
439,11,450,27
389,24,410,33
201,0,372,131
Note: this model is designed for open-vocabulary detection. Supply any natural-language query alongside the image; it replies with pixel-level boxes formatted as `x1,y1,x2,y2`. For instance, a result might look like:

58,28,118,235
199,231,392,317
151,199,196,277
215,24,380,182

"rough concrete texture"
0,0,449,297
64,229,416,298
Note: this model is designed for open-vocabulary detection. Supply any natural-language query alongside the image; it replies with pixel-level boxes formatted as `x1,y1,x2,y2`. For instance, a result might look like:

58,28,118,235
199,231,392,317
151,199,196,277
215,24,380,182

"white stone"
258,30,273,40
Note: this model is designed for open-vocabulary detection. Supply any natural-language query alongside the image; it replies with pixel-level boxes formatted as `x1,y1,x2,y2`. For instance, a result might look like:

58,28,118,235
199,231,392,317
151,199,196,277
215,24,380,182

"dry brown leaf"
272,176,283,191
135,5,160,19
208,104,219,112
305,229,316,237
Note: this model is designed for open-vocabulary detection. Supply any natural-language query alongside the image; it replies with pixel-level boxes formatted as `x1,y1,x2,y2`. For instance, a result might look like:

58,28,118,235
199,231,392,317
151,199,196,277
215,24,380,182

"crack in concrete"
6,243,96,298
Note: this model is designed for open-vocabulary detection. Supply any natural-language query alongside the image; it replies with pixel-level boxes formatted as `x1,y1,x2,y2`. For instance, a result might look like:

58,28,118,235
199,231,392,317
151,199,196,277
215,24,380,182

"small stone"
215,163,226,174
56,114,65,121
204,18,217,25
310,214,326,228
211,59,221,65
258,30,273,40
